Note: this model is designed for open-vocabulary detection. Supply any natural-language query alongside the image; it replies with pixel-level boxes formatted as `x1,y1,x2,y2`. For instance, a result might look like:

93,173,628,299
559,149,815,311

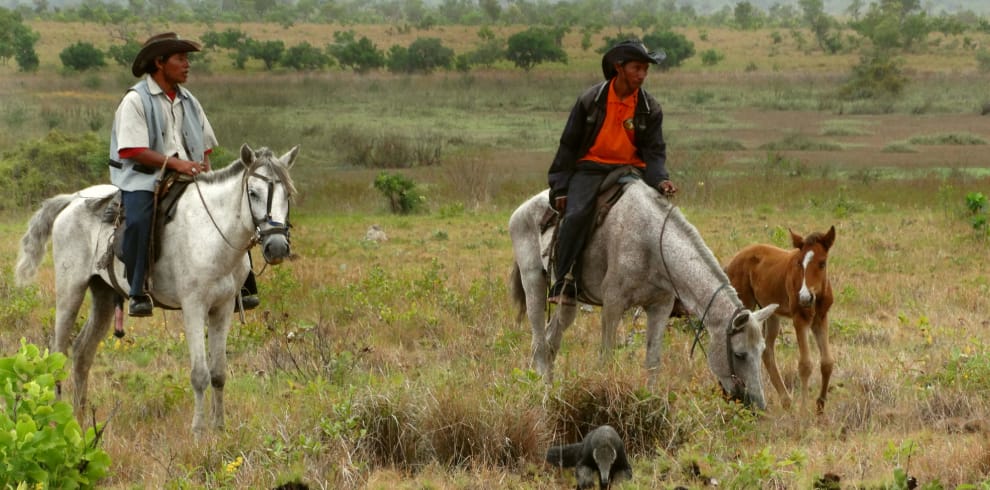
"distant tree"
327,30,386,74
479,0,500,22
463,26,504,68
734,1,764,30
201,28,248,50
107,39,141,67
838,49,908,101
60,42,106,71
505,27,567,71
851,0,931,51
248,39,284,70
642,31,696,70
799,0,841,53
0,9,39,72
387,37,453,74
281,42,331,71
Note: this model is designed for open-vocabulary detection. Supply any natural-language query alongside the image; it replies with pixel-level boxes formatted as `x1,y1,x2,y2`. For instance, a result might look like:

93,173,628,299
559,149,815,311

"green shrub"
327,30,386,74
59,42,106,71
838,50,908,101
0,339,111,488
0,131,106,210
700,48,724,66
373,172,425,214
505,27,566,71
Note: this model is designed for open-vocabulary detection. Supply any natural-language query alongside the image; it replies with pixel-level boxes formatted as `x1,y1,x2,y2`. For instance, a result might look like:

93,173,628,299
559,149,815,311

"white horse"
15,144,298,434
509,179,778,409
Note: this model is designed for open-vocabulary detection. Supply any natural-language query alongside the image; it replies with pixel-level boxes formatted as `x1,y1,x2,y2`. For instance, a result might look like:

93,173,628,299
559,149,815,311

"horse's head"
710,304,778,410
240,144,299,265
790,225,835,308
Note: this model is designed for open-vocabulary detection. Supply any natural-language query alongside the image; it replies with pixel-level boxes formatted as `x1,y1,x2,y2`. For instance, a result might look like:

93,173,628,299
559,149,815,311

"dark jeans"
121,190,154,298
122,190,258,299
550,161,616,297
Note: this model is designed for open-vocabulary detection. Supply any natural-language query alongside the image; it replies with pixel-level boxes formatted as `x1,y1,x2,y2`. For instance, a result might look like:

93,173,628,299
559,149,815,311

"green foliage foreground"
0,340,110,488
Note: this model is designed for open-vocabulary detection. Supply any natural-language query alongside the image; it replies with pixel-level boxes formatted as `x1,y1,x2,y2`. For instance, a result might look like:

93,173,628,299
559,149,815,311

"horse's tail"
509,262,527,324
15,193,76,286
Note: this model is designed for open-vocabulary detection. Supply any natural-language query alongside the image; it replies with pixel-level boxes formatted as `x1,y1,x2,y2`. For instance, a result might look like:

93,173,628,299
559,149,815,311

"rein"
657,199,745,388
190,162,291,255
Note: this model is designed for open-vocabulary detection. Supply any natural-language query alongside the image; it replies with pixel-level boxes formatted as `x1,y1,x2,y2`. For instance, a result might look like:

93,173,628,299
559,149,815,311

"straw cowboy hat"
131,32,201,77
601,39,666,80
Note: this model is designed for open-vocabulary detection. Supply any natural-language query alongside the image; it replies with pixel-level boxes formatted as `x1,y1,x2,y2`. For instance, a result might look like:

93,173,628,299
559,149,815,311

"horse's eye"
820,261,827,269
734,352,747,361
248,189,259,199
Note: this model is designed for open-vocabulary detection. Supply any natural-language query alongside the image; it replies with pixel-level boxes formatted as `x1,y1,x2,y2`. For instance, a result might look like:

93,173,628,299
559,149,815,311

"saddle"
99,172,194,298
540,166,643,305
540,166,643,234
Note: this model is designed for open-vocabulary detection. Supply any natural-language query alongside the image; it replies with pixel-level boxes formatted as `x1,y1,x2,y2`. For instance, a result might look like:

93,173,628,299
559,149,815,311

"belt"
108,159,156,175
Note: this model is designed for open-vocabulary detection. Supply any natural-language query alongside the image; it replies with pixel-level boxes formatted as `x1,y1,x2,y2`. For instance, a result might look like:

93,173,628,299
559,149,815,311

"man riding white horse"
109,32,259,316
547,39,679,305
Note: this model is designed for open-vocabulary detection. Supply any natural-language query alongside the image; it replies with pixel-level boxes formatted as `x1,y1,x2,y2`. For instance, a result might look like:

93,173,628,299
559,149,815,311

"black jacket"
547,79,668,202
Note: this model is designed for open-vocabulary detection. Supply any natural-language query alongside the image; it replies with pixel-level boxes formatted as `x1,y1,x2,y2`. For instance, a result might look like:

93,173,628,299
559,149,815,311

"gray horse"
15,144,297,434
509,180,777,408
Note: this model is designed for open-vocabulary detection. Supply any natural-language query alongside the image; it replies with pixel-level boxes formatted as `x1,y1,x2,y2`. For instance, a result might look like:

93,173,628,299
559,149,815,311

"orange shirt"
581,82,645,167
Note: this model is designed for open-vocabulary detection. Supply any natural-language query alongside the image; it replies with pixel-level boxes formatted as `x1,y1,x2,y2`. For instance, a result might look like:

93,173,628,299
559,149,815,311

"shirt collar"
608,79,637,108
144,74,183,99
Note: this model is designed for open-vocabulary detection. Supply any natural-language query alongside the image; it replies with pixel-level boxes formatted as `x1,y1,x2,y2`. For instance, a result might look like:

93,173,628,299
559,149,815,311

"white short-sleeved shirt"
113,75,218,159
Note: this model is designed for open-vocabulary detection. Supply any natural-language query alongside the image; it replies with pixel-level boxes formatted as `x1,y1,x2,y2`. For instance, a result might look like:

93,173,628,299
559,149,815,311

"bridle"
191,161,291,260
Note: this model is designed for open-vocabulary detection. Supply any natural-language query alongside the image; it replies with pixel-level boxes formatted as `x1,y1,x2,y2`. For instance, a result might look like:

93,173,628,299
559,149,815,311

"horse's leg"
761,315,791,409
206,307,233,430
51,272,88,404
792,314,814,412
183,306,210,435
643,297,675,389
68,279,117,412
519,267,555,381
811,312,834,414
545,305,577,371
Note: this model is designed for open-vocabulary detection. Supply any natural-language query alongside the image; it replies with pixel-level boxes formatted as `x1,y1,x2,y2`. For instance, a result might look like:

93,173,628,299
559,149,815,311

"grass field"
2,22,990,488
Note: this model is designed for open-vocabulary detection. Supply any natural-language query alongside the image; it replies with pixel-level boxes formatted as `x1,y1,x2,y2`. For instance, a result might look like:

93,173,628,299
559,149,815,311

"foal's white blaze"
799,250,815,305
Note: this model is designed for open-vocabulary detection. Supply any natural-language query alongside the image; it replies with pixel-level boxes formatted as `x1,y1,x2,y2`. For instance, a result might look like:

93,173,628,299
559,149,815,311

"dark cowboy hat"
131,32,201,77
601,39,666,80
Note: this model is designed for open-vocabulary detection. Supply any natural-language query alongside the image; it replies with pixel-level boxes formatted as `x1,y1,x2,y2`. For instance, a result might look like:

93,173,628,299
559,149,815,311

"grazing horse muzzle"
258,223,290,264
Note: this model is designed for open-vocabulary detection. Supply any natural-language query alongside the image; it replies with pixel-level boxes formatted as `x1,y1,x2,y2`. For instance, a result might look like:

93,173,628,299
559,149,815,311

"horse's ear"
752,304,779,324
789,228,804,249
821,225,836,250
240,144,254,167
280,145,299,169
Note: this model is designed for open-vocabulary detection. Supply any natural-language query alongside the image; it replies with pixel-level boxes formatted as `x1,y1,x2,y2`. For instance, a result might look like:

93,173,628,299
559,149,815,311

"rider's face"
156,52,190,88
616,60,650,91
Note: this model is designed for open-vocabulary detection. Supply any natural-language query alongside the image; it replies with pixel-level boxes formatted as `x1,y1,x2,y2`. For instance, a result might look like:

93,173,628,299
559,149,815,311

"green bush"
505,27,567,71
838,50,907,101
373,172,425,214
59,42,106,71
0,339,111,488
700,48,725,66
106,39,141,67
0,131,107,210
280,41,332,71
327,31,385,74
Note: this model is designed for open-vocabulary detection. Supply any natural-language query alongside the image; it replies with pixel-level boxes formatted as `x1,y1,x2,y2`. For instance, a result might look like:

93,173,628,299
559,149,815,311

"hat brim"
601,47,666,80
131,39,201,77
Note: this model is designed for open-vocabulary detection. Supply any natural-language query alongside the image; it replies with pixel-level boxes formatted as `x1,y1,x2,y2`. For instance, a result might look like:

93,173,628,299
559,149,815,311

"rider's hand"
554,196,567,213
658,180,678,197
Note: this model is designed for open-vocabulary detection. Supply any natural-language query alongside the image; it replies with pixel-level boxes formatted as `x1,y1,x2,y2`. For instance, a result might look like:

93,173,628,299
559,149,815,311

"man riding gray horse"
547,39,678,305
109,32,259,316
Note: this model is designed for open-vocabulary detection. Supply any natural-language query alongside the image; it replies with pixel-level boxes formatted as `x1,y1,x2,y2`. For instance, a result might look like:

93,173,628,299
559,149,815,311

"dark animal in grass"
546,425,632,489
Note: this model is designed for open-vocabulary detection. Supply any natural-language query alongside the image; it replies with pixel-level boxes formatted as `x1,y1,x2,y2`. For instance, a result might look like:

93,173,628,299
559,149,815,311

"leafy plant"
965,192,989,239
374,172,425,214
59,42,106,71
0,339,111,488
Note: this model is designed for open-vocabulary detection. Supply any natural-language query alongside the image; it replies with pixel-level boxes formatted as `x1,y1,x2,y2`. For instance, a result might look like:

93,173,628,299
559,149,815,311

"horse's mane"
197,147,297,198
642,182,734,286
